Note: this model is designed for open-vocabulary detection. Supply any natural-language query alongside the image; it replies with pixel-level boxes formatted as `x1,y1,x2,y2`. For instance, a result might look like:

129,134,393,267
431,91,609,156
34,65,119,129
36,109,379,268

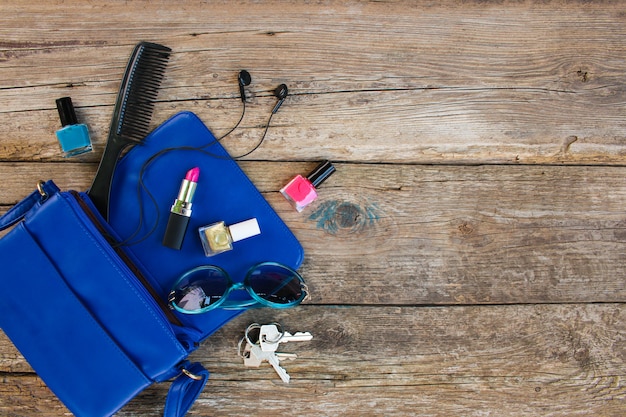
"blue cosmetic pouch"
108,111,305,342
0,112,304,416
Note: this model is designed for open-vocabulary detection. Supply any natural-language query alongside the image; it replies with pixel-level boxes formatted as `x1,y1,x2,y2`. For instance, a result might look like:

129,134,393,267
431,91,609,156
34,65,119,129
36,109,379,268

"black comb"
88,41,171,220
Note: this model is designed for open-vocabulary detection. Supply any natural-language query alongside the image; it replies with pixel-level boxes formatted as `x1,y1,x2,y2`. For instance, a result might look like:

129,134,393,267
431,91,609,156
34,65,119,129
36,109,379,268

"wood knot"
574,347,590,365
317,324,356,351
458,222,474,236
335,202,362,228
309,200,380,235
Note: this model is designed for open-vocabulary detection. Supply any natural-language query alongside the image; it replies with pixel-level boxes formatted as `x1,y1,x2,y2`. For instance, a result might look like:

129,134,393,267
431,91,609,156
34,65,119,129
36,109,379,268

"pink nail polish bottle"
280,161,336,212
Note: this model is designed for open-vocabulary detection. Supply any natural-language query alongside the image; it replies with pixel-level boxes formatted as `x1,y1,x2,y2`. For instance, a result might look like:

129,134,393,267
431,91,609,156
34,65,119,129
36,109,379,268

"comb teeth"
115,43,171,141
89,42,172,220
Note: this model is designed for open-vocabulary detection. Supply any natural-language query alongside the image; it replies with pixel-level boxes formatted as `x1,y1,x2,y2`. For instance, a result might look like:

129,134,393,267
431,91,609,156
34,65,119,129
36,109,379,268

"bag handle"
164,362,209,417
0,180,59,231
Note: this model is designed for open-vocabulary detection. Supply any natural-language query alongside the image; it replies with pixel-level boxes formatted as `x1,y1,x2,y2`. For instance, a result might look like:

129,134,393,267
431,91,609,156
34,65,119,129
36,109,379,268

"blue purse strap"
164,362,209,417
0,180,59,231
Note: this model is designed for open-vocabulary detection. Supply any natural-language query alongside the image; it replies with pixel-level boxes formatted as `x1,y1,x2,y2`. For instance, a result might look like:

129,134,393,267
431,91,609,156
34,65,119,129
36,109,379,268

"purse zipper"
69,191,183,327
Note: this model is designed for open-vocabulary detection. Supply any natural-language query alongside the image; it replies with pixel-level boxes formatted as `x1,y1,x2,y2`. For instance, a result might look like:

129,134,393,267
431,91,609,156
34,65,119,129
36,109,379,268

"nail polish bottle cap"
56,97,78,127
229,218,261,242
306,160,336,188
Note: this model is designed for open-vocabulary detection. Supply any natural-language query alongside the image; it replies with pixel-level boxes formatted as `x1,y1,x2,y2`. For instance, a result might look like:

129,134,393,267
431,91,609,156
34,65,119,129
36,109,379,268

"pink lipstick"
163,167,200,250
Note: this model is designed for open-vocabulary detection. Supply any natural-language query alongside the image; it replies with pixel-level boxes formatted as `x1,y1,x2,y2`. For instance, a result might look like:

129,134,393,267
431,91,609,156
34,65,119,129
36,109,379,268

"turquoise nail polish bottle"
55,97,93,157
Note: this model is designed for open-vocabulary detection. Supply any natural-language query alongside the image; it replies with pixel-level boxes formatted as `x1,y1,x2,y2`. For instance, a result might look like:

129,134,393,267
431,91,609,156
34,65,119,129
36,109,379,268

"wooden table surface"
1,1,625,416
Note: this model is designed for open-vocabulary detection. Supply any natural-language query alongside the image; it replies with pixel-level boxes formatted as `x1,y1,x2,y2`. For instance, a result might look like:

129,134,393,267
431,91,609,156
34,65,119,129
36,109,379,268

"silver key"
242,342,263,367
281,331,313,343
276,352,298,361
249,344,291,383
260,324,313,352
242,340,297,366
259,324,283,352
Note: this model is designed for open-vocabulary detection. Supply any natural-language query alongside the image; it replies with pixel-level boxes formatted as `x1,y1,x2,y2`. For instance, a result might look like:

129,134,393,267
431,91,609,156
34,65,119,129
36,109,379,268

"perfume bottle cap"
306,160,336,188
229,218,261,242
56,97,79,127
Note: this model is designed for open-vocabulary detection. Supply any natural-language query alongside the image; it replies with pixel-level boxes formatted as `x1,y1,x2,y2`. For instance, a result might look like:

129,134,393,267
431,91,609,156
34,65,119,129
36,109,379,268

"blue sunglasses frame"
168,261,308,314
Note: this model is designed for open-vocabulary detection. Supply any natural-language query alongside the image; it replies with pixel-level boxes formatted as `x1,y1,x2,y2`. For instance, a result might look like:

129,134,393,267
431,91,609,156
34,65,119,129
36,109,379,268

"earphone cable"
114,98,276,247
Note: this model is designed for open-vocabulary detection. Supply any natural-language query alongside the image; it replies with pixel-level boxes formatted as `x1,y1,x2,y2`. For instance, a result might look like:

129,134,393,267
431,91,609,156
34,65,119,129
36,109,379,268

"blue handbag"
0,112,304,416
0,183,206,417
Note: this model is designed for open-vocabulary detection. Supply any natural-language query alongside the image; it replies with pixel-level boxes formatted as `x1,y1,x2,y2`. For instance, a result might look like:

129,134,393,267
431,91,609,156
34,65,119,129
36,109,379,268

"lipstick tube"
163,167,200,250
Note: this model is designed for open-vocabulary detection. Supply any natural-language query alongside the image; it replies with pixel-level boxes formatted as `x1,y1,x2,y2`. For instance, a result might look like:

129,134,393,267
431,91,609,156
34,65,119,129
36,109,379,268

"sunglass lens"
247,263,304,305
170,266,230,313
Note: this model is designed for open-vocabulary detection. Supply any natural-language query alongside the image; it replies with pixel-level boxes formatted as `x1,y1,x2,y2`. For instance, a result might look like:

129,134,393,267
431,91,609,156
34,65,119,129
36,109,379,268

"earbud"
238,70,252,102
272,83,288,114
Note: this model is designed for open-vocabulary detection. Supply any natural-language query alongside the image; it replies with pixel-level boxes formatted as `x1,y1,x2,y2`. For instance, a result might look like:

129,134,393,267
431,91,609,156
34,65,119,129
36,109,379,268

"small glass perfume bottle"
55,97,93,157
280,160,336,212
199,218,261,257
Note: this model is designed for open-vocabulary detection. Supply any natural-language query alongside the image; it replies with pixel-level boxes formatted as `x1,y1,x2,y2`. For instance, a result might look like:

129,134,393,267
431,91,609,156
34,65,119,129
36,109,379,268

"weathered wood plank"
1,1,625,416
1,162,624,305
3,93,626,164
1,1,625,164
1,304,624,416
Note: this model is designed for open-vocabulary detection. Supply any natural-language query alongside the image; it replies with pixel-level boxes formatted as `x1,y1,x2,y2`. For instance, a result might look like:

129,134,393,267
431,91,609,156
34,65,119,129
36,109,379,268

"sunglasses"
168,262,309,314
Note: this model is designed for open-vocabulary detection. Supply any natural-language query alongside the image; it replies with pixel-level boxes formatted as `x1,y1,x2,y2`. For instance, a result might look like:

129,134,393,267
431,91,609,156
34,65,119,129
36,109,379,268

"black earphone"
238,70,252,102
238,70,288,113
272,84,288,114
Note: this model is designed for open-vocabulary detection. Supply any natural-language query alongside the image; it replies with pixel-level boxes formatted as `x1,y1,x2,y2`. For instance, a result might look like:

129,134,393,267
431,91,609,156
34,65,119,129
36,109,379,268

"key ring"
244,322,262,346
261,322,285,344
237,337,249,358
238,322,262,358
239,321,285,354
